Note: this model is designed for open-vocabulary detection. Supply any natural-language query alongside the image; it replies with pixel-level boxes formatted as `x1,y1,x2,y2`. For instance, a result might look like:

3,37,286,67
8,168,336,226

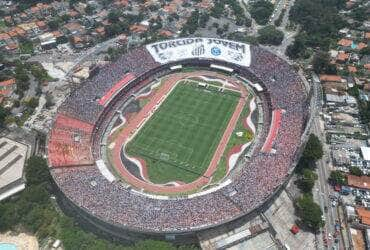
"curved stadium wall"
48,38,312,243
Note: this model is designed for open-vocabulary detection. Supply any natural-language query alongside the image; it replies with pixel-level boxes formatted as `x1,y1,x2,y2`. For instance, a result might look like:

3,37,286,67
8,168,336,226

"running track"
112,72,246,193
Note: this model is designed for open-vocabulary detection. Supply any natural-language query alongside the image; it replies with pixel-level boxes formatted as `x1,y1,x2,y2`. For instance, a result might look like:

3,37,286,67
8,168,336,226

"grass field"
211,95,254,184
126,81,240,184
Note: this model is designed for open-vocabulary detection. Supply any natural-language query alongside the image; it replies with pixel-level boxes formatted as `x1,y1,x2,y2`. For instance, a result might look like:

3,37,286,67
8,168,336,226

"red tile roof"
129,24,148,33
348,65,357,73
357,207,370,226
0,33,10,41
159,29,173,37
36,21,46,28
348,175,370,190
358,42,367,50
0,79,15,87
319,74,342,82
337,52,349,62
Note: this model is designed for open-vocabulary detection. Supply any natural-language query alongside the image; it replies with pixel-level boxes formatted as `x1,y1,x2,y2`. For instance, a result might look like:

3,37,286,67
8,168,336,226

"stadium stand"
48,39,310,239
261,109,283,153
48,114,94,167
98,73,136,106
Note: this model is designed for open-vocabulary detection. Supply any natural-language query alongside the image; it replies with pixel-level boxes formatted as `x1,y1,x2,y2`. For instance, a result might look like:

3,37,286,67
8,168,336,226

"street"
312,77,349,250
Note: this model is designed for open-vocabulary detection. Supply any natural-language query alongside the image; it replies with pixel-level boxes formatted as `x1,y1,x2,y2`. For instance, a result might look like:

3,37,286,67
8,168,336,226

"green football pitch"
126,81,240,184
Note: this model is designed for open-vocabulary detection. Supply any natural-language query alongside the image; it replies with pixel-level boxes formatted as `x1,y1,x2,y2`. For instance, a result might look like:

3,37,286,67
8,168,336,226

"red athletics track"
111,71,246,193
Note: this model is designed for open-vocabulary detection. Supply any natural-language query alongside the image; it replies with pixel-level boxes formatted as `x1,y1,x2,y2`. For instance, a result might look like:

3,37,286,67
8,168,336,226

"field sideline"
126,81,240,184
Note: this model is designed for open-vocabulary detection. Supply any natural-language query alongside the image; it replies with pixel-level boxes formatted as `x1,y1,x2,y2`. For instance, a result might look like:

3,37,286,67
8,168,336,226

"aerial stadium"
47,37,313,242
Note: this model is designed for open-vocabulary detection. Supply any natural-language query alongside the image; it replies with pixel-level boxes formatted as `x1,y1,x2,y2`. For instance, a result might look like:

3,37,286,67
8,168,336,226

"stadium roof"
0,137,28,201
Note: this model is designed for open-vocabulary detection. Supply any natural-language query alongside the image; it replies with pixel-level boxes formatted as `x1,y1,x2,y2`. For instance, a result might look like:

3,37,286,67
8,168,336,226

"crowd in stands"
49,44,308,232
59,47,160,125
48,114,94,167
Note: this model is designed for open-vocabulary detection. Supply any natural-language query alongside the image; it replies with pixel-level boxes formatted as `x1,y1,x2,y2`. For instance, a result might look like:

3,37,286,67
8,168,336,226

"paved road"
259,0,298,62
269,0,286,24
28,36,122,77
311,76,346,250
314,118,340,250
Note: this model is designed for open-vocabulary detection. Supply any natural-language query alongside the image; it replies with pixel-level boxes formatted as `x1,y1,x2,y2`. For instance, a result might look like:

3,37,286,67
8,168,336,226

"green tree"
347,86,359,98
108,10,121,23
360,47,370,55
250,0,274,25
297,169,318,193
26,97,39,109
312,51,336,74
14,62,30,96
288,0,345,58
19,38,34,54
25,156,51,186
210,1,224,18
350,6,367,22
329,170,346,185
349,166,363,176
303,134,323,161
285,34,308,59
14,63,29,82
0,203,19,232
199,13,209,28
181,11,200,35
48,18,61,31
296,194,324,231
0,105,9,128
30,64,50,83
85,4,95,15
257,25,284,45
23,205,47,233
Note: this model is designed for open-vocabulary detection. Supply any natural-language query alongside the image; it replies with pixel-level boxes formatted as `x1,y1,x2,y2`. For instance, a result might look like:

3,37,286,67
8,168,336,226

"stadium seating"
49,41,309,233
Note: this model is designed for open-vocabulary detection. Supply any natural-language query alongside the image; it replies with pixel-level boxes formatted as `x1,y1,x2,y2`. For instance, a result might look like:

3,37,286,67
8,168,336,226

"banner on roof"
146,38,251,67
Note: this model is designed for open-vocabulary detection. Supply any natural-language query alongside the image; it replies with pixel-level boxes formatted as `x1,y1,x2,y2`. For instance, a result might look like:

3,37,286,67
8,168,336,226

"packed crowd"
249,46,307,114
59,47,160,125
49,44,309,232
48,114,94,167
53,166,242,232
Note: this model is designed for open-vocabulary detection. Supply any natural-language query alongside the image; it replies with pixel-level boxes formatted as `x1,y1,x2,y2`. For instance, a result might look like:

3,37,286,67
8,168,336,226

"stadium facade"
47,38,312,243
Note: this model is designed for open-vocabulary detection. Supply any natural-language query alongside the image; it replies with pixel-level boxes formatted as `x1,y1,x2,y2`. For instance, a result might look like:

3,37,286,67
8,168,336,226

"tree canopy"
329,170,346,186
303,134,323,161
312,51,337,74
181,11,199,35
349,166,363,177
297,169,318,193
296,194,324,231
360,47,370,55
25,156,51,186
250,0,274,25
0,105,9,128
257,25,284,45
287,0,346,58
